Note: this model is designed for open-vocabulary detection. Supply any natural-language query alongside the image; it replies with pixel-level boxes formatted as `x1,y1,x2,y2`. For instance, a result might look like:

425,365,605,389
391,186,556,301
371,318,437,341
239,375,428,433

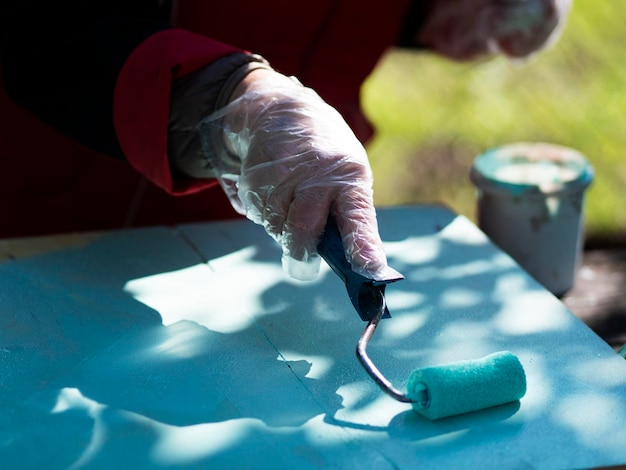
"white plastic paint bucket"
470,142,594,296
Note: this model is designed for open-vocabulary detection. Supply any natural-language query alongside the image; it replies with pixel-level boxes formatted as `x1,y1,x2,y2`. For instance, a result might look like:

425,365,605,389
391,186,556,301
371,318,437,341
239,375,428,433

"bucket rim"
470,142,594,196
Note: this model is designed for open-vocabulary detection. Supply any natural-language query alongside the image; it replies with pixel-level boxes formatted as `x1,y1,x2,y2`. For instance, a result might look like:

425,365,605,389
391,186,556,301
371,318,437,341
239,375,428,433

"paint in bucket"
470,142,593,296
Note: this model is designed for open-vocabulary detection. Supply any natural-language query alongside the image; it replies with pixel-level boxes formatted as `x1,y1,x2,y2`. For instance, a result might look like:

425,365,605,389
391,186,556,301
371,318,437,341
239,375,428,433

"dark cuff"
168,53,272,179
396,0,435,49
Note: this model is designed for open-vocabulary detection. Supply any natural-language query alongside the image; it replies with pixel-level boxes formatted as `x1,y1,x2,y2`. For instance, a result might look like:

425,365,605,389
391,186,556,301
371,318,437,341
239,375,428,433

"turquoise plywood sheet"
178,205,626,469
0,226,383,468
1,205,626,469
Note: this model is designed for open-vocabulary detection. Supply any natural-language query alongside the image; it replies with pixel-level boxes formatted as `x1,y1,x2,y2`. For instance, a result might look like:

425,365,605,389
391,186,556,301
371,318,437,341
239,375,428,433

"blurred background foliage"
362,1,625,247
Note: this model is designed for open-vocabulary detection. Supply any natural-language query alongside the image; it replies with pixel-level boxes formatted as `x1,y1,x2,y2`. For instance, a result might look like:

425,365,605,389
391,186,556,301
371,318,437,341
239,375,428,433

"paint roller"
317,216,527,420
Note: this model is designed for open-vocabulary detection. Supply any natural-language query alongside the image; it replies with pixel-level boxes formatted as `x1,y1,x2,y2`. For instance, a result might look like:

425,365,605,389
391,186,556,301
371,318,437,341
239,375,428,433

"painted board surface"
1,205,625,469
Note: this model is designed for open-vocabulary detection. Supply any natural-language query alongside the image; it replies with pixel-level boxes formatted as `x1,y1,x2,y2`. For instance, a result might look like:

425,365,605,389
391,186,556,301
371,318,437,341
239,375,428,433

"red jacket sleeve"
113,28,244,195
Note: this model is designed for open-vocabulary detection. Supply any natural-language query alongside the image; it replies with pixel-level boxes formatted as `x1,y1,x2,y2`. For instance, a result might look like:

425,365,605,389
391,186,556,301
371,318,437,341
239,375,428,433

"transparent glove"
417,0,572,61
493,0,572,58
198,70,394,281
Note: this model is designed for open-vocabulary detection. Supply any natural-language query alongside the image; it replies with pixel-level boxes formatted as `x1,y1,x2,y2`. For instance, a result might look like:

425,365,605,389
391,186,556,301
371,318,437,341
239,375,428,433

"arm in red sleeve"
2,1,174,160
3,3,264,197
114,28,249,195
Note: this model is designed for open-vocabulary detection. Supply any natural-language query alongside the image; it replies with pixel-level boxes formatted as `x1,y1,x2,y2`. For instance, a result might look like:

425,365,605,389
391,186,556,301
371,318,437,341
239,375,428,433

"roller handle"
317,215,403,321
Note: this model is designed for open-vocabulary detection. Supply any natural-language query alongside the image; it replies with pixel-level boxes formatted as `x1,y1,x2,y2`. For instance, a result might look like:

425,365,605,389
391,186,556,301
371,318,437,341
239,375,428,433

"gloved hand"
198,69,394,281
416,0,571,61
494,0,571,58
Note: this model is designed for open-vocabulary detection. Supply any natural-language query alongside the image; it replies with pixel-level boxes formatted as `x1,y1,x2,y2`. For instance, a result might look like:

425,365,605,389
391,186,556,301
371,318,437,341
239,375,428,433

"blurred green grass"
362,2,626,246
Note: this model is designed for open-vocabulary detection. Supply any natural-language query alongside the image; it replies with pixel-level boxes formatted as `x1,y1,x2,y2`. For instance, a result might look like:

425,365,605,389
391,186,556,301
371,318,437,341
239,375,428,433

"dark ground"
563,248,626,352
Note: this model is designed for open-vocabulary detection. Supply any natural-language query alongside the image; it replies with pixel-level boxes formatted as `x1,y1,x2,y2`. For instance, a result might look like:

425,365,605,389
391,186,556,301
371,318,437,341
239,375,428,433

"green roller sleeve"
406,351,527,420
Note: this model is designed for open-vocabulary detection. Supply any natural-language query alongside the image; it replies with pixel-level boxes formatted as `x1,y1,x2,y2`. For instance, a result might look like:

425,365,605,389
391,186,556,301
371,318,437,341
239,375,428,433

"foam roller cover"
406,351,526,420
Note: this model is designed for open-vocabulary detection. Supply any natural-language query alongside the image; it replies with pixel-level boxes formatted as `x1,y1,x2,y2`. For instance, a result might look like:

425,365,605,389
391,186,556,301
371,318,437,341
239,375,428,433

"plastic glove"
198,69,394,282
416,0,571,61
493,0,571,58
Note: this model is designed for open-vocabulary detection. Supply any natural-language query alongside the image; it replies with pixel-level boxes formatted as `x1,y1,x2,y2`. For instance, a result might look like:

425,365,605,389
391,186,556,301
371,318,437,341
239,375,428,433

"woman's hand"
199,69,393,281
